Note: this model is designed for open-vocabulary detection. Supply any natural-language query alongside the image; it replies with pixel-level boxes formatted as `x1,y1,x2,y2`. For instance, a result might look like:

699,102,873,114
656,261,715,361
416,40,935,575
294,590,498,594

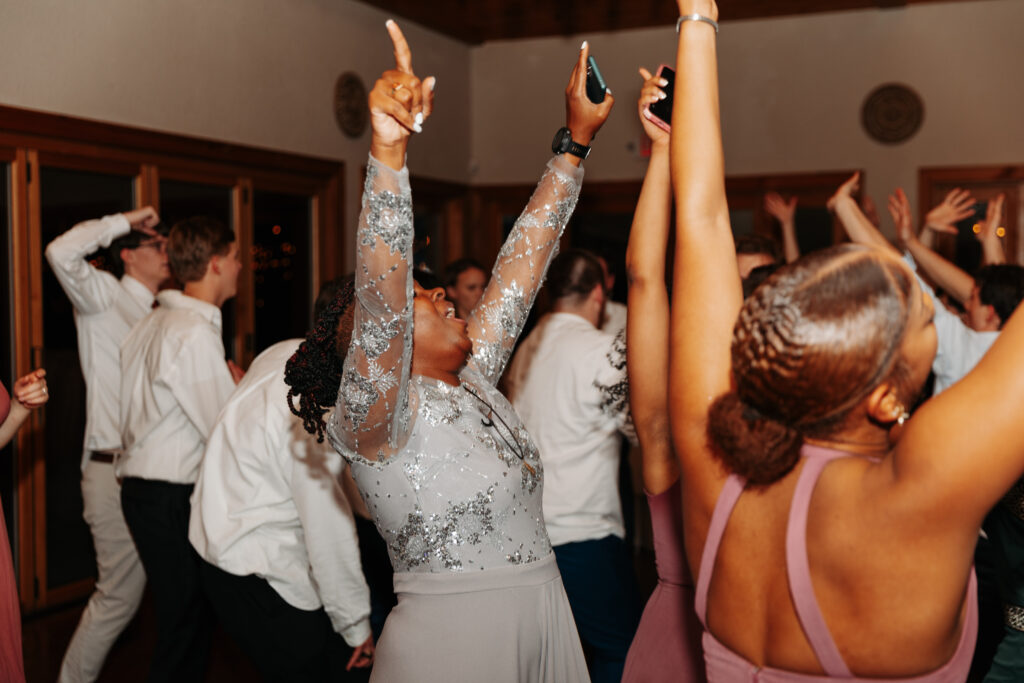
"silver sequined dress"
328,153,589,682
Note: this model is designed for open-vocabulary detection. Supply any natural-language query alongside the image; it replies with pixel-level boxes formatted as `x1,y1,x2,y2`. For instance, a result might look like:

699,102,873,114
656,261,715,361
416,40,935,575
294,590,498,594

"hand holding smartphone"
644,64,675,132
586,55,608,104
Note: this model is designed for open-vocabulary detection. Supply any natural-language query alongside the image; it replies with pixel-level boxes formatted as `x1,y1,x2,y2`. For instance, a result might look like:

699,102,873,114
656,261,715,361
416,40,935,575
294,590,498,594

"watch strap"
565,139,591,160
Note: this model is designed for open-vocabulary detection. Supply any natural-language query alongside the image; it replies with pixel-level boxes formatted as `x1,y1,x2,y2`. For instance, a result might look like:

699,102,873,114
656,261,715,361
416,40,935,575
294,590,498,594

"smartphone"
586,55,607,104
644,64,675,132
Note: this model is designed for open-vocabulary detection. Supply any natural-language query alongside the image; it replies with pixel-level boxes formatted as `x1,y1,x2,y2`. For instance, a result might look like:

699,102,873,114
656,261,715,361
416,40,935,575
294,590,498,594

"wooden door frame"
0,104,344,612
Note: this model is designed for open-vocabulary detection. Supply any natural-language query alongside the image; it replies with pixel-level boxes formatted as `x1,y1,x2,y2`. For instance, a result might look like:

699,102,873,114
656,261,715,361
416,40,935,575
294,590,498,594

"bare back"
698,453,973,676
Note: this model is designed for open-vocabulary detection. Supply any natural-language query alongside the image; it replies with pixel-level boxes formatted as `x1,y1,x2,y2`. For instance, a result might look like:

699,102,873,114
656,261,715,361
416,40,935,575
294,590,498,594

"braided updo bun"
708,244,915,486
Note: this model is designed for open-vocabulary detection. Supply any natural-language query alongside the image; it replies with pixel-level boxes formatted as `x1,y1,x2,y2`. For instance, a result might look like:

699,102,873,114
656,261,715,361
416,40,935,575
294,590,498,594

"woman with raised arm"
620,68,705,683
1,369,48,683
670,0,1024,680
284,21,612,683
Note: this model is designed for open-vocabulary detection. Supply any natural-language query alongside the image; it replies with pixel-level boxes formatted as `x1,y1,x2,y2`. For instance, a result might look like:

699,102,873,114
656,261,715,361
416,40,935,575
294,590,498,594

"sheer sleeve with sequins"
466,155,584,385
328,154,415,461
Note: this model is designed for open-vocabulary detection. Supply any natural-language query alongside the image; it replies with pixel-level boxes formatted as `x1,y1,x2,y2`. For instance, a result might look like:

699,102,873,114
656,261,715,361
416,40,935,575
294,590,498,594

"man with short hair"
506,248,641,683
443,257,487,320
119,216,243,683
45,207,169,683
189,276,375,681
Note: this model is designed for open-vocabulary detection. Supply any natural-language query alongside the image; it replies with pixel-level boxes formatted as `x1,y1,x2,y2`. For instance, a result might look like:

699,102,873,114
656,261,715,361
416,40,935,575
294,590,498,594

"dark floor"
22,549,659,683
22,590,260,683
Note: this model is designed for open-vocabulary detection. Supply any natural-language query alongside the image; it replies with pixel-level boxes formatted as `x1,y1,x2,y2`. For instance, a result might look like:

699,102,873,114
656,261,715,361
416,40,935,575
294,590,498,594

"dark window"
40,166,134,588
252,190,312,352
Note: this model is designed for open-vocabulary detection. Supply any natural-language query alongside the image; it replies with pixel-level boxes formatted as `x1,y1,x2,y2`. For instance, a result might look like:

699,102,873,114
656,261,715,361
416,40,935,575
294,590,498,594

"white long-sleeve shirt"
44,214,155,469
905,253,999,395
506,312,635,546
119,289,236,483
189,340,372,646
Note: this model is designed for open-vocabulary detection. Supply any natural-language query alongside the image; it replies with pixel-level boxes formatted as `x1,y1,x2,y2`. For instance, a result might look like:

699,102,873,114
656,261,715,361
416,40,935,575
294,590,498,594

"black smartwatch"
551,127,591,160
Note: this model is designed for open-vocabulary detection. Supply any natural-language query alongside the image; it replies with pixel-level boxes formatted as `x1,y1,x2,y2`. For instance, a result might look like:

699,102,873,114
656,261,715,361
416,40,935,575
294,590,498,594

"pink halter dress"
696,444,977,682
0,380,26,682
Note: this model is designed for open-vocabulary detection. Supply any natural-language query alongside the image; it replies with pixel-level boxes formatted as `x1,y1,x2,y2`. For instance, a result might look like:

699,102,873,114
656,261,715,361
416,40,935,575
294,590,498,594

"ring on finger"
391,83,404,93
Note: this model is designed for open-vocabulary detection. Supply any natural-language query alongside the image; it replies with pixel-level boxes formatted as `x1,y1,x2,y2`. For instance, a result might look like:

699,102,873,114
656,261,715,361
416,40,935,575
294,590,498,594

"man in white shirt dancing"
45,207,168,683
119,216,242,683
189,277,375,681
506,248,641,683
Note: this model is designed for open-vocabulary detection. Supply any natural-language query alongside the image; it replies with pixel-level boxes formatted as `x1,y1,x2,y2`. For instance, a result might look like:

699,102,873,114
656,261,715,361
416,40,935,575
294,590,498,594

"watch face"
551,127,570,154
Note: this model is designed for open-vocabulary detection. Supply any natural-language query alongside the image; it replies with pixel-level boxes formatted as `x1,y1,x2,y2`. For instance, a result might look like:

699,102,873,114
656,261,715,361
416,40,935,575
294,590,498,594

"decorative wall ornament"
861,83,924,145
334,72,368,138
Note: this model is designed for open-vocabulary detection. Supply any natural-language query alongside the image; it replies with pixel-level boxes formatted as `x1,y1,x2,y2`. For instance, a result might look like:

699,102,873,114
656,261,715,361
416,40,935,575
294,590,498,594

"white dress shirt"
905,253,999,395
506,312,635,547
44,214,155,469
189,340,372,646
602,300,628,338
119,289,236,483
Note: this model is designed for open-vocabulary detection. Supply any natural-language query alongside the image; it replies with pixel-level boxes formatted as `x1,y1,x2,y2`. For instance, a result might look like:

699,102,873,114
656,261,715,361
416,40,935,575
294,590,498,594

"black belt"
89,450,117,464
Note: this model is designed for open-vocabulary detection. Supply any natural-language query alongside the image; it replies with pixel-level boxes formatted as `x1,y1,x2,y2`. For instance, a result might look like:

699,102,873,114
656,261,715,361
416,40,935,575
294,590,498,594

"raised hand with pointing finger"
369,20,436,171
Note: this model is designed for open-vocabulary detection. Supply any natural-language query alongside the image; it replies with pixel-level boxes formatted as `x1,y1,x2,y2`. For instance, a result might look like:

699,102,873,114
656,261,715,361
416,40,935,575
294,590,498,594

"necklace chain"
461,383,531,468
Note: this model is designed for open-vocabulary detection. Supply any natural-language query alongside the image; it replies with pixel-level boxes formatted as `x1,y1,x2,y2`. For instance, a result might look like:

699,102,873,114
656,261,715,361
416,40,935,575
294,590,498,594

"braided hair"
708,244,917,486
285,275,356,442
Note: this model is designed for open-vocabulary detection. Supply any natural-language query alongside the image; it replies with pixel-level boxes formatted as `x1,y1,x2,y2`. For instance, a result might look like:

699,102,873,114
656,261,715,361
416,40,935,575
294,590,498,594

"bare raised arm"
668,0,738,511
891,189,975,304
891,285,1024,542
764,192,799,263
828,173,898,255
978,194,1007,266
626,67,676,495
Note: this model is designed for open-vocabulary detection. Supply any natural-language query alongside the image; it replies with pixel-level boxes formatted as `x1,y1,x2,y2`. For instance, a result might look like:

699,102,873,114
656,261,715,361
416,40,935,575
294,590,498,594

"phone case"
643,63,674,133
586,56,607,104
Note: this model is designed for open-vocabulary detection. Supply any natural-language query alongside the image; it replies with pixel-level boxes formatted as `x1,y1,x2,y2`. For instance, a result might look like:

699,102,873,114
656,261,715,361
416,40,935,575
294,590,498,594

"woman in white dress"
284,21,613,682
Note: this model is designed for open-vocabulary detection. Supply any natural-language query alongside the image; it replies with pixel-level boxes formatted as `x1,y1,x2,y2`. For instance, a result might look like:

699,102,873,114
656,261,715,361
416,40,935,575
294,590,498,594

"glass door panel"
39,166,135,589
158,179,236,358
252,190,312,353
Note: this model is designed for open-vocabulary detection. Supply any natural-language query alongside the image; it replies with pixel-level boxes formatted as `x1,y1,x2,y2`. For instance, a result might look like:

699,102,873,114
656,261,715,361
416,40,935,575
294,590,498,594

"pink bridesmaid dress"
622,479,706,682
0,380,26,683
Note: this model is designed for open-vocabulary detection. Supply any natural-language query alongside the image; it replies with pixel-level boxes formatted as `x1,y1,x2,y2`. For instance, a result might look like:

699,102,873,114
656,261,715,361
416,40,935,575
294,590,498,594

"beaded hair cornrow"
285,275,356,443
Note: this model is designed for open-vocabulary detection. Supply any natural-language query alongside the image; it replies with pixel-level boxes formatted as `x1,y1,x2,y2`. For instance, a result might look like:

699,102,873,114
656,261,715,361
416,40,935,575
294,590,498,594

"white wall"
0,0,471,270
2,0,1022,252
471,0,1024,229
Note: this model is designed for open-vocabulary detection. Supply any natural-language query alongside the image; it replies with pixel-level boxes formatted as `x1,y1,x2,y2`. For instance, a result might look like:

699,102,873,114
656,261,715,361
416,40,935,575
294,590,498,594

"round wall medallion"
334,72,368,138
861,83,924,145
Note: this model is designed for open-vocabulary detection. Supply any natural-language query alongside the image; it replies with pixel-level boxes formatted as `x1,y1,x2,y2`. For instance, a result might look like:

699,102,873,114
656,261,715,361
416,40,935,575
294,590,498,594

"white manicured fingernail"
386,18,395,27
413,122,423,133
606,88,612,95
414,112,424,126
580,40,587,50
428,77,436,92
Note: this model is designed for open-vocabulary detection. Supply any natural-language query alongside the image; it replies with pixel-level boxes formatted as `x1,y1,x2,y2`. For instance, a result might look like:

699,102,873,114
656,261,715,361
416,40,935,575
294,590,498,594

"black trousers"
355,515,396,639
200,560,370,682
120,477,212,683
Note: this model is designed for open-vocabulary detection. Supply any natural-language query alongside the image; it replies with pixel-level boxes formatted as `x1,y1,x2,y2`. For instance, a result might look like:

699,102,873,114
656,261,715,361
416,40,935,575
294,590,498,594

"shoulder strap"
785,451,853,677
695,474,746,627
